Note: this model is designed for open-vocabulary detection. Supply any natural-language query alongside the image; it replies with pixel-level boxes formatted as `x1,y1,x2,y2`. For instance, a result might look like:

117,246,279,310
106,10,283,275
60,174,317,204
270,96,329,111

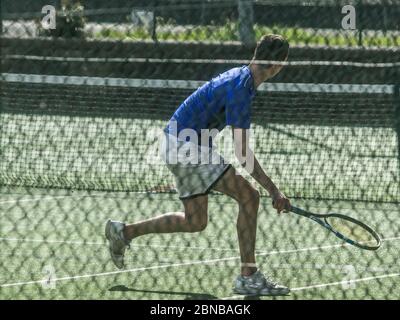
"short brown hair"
252,34,289,66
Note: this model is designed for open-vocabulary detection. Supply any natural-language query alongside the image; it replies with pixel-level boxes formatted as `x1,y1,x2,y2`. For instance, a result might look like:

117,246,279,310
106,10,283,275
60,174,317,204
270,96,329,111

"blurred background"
2,0,400,46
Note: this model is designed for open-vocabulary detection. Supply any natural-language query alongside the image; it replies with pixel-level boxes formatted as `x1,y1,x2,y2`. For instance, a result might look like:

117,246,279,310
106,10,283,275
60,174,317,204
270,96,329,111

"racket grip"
272,199,291,211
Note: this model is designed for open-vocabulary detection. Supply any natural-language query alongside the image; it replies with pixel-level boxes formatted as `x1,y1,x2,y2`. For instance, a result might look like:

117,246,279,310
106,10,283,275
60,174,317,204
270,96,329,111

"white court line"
1,234,398,252
0,193,142,204
1,236,399,289
373,236,400,242
291,273,400,291
0,237,238,252
222,273,400,300
0,256,240,288
0,195,83,205
0,236,373,252
0,238,104,246
0,192,166,199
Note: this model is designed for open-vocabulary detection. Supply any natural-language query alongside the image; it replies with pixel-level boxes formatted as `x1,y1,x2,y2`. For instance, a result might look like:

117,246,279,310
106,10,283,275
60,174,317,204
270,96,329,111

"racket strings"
325,216,378,245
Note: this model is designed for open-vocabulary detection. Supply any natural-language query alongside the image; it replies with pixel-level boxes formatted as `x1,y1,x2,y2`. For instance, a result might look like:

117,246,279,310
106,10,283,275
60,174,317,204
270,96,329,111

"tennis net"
0,73,399,202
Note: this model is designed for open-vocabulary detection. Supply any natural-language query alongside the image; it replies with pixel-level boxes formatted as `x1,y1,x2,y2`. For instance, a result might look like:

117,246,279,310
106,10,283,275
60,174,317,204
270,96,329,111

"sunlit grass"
91,22,400,47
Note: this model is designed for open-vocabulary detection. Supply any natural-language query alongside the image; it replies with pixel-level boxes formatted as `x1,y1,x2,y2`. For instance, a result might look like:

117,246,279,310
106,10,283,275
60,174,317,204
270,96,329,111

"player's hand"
272,192,291,214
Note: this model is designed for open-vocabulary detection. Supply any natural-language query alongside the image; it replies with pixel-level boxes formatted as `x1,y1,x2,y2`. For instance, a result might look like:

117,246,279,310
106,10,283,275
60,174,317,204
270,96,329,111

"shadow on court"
109,285,218,300
109,285,273,300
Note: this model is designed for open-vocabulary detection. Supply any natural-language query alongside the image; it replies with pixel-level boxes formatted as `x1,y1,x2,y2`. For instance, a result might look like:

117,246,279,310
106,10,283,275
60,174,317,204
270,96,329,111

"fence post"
357,0,363,46
0,0,3,72
0,0,3,37
0,0,3,147
238,0,255,46
152,8,157,42
395,83,400,184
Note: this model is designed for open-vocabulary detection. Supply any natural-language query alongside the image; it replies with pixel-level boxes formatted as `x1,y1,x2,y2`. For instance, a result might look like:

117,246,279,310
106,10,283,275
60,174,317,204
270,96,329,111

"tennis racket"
288,205,381,250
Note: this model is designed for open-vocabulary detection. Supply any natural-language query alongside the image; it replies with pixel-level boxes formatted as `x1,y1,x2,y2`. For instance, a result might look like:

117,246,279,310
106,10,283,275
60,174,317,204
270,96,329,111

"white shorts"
161,132,231,199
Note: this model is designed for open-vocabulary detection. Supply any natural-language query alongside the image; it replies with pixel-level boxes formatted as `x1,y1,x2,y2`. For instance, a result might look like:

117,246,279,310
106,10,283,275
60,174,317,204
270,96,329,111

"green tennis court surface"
0,189,399,300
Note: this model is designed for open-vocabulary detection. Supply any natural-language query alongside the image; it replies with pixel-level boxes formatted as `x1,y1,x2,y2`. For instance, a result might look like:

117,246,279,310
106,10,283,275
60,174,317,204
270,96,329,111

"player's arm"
232,127,290,213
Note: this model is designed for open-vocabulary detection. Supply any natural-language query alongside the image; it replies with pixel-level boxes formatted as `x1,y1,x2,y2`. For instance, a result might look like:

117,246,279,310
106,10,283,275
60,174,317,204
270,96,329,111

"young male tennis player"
106,34,291,296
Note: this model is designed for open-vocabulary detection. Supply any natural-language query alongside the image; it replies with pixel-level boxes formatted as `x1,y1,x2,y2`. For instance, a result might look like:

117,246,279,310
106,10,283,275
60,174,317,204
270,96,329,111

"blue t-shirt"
164,66,256,143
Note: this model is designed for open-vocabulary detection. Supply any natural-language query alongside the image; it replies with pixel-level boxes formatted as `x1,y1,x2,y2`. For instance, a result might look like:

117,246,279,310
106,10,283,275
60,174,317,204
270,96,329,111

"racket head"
289,206,381,250
323,213,381,250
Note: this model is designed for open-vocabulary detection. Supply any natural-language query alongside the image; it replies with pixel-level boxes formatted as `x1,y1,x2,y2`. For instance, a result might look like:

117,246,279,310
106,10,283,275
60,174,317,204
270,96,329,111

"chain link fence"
0,0,400,300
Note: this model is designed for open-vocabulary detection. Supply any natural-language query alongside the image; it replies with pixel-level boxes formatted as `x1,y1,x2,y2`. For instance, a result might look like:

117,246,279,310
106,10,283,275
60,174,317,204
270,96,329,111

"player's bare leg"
212,166,290,295
212,167,259,276
123,195,208,240
106,195,208,269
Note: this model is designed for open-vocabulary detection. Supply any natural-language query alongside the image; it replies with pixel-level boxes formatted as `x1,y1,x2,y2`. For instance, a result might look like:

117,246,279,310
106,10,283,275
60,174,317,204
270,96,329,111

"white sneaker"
233,270,290,296
105,219,130,269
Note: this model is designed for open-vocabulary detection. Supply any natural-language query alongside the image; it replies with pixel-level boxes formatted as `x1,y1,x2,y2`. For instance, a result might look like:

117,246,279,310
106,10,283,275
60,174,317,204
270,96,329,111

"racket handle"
271,199,291,211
